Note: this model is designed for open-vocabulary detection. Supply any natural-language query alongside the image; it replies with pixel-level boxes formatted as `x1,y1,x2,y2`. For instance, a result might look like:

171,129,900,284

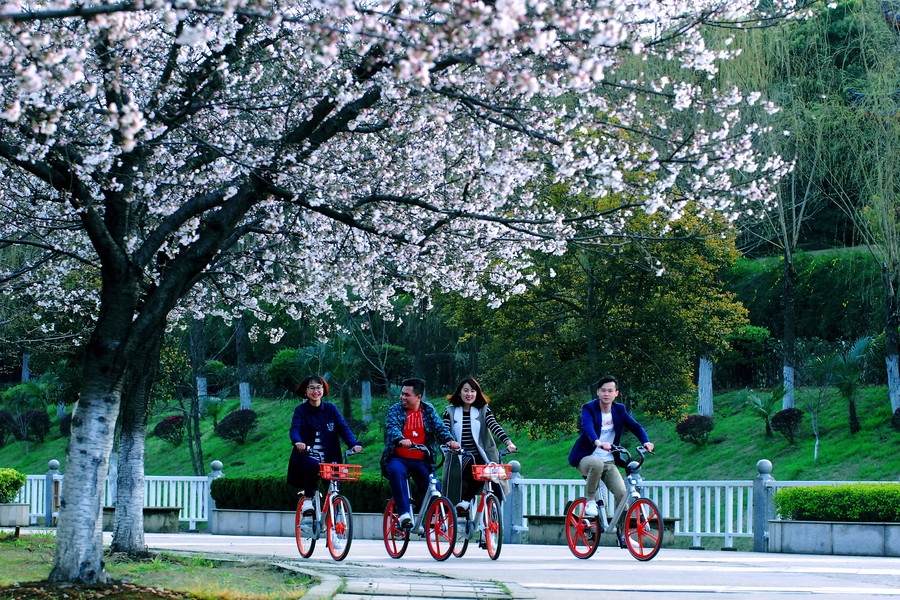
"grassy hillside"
2,386,899,484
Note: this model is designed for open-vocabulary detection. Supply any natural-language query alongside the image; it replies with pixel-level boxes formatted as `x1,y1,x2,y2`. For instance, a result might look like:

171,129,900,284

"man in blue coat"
568,375,655,518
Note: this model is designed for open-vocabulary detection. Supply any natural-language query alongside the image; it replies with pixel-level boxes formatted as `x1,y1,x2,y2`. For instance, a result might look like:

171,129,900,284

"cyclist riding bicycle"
441,377,517,513
288,375,362,514
381,378,459,527
568,376,655,528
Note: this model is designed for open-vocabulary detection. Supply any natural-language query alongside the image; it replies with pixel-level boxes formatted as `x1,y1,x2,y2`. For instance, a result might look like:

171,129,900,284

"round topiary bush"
152,414,185,445
216,409,258,444
59,412,73,437
0,467,26,503
675,414,714,446
772,407,803,444
892,408,900,432
25,409,51,443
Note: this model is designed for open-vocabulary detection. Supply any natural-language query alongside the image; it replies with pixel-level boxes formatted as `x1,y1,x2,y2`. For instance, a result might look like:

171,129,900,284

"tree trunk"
414,306,426,380
781,257,796,409
110,331,164,554
49,382,122,583
883,266,900,413
189,317,208,476
697,355,714,416
235,315,252,410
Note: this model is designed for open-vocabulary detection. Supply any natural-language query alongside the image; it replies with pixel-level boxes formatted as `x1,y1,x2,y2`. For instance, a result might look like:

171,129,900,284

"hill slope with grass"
2,387,899,483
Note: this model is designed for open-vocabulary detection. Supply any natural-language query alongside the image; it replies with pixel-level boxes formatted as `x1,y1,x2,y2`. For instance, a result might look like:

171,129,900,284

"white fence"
16,461,880,547
16,470,211,529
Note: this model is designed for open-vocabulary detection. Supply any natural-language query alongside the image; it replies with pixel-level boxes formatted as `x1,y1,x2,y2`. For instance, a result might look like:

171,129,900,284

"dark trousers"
385,456,430,515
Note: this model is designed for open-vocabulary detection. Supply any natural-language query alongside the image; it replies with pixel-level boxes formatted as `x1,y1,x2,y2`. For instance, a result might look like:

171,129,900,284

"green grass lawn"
2,386,899,485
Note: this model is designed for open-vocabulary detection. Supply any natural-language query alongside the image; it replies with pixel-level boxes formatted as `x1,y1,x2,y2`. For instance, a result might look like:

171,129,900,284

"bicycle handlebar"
609,444,653,468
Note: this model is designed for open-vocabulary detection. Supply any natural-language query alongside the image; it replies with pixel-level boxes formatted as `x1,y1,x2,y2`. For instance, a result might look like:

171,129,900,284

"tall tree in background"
1,0,794,583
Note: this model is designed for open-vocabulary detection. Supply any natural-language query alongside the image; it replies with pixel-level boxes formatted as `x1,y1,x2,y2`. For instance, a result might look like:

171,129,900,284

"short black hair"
401,377,426,397
594,375,618,390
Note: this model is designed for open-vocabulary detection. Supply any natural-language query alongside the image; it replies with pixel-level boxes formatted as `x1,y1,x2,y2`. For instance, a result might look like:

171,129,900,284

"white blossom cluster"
0,0,795,333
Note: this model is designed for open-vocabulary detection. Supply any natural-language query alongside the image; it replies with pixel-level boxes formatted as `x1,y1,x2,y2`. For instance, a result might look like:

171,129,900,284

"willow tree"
2,0,794,583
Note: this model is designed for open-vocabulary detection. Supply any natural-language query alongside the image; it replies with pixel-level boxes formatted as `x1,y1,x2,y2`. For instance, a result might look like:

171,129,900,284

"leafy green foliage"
772,408,804,444
892,408,900,432
0,467,26,503
716,326,774,389
23,410,50,443
58,413,72,437
215,409,258,444
675,415,714,446
734,383,785,437
775,483,900,522
210,471,390,513
152,415,185,446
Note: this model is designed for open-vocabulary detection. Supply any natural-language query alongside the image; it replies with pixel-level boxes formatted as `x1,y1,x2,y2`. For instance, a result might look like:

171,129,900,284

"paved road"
141,533,900,600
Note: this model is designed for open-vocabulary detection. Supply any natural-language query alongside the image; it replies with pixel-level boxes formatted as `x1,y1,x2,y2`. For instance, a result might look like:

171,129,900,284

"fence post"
753,459,774,552
207,460,224,533
504,459,526,544
44,459,60,527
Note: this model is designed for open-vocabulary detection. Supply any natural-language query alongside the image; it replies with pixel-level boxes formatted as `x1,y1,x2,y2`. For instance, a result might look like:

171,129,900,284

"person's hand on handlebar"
294,442,307,452
594,440,612,451
642,442,655,453
350,445,362,454
506,441,517,452
447,440,460,450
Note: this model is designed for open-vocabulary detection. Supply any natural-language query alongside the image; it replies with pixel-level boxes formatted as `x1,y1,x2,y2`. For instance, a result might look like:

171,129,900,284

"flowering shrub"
675,415,714,446
772,408,803,444
216,409,258,444
152,415,185,445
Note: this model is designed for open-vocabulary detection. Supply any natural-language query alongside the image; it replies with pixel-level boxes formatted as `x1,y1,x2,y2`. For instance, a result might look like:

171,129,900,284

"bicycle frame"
382,443,457,561
450,449,511,560
295,449,359,561
565,445,663,561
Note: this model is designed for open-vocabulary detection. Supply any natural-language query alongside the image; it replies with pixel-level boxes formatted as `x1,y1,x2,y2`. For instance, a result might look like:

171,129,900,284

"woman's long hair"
446,377,489,408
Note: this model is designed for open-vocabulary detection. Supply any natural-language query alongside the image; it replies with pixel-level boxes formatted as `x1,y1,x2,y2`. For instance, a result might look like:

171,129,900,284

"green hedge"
210,471,392,514
775,484,900,522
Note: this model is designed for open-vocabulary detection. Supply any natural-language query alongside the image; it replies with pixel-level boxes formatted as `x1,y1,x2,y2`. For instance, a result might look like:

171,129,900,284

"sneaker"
456,500,470,514
301,499,314,515
617,529,628,548
398,511,413,527
584,499,599,517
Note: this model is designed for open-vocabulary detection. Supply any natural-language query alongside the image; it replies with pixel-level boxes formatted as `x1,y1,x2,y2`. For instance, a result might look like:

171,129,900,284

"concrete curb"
274,562,343,600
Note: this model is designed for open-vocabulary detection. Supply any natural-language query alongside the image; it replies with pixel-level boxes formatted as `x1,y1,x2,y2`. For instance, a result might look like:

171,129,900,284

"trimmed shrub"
210,471,391,513
772,407,803,444
59,412,73,437
892,408,900,432
675,415,714,446
0,467,26,503
775,483,900,522
152,415,185,445
216,409,258,444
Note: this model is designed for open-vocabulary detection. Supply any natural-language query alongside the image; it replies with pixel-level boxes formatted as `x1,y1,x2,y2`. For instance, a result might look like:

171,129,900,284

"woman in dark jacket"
287,375,361,513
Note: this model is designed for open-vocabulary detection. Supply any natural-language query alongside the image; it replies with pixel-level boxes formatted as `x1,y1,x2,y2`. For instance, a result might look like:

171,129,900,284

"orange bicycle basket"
472,463,511,481
319,463,362,481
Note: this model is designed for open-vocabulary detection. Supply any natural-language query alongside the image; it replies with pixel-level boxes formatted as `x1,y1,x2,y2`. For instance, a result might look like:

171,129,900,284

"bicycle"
450,449,513,560
382,443,457,561
565,444,663,561
294,448,362,561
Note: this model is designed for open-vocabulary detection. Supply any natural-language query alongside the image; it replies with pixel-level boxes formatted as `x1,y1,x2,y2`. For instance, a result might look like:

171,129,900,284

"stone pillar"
753,459,774,552
504,460,525,544
207,460,224,533
45,459,60,527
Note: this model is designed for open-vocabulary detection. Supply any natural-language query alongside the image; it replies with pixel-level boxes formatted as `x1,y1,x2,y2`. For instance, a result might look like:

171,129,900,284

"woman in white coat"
442,378,517,512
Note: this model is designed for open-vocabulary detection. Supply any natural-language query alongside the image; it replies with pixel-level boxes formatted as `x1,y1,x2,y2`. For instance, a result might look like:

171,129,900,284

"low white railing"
16,461,219,529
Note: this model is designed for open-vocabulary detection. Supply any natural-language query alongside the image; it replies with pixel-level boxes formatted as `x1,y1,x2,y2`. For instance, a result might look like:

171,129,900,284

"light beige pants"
577,456,626,508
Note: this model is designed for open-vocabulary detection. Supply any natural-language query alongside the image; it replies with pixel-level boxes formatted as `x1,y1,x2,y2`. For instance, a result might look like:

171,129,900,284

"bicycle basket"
472,463,511,482
319,463,361,481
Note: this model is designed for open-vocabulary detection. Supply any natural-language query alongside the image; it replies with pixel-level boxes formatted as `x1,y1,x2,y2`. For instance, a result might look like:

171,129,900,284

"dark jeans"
295,452,320,499
385,456,430,515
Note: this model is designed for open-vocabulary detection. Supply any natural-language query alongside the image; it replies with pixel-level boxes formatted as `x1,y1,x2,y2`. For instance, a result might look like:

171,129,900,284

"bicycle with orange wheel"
451,449,514,560
295,449,361,561
565,445,663,561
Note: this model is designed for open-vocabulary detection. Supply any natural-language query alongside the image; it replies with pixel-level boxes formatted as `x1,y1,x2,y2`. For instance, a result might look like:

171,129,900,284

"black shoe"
617,529,627,548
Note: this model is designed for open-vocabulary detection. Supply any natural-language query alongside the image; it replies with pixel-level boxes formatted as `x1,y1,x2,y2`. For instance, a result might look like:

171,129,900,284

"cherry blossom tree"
2,0,796,583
